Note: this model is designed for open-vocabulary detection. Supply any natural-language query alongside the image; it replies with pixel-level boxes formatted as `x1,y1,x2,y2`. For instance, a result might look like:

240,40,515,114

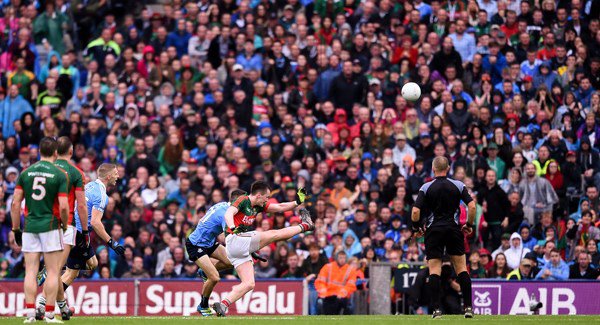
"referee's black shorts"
424,226,465,259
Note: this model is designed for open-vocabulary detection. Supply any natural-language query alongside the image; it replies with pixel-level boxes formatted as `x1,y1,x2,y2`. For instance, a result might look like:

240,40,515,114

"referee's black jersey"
413,176,473,228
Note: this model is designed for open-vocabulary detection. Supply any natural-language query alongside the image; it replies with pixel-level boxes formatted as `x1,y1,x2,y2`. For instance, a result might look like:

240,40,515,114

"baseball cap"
315,123,327,131
232,64,244,71
523,75,533,82
501,233,511,240
491,24,501,30
391,214,402,222
369,78,381,86
187,158,198,164
19,148,29,154
487,142,499,150
478,248,491,256
284,4,294,11
567,150,576,157
282,176,292,182
285,182,296,190
420,133,431,139
521,259,532,267
334,156,347,163
524,252,537,261
352,59,361,66
177,166,189,174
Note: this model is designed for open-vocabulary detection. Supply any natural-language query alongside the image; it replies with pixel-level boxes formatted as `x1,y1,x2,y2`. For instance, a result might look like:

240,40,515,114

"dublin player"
185,189,246,316
36,137,90,320
11,137,69,323
212,181,314,317
37,163,124,318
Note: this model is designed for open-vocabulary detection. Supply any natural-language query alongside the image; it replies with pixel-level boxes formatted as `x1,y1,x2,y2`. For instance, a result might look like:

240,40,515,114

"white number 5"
32,177,47,201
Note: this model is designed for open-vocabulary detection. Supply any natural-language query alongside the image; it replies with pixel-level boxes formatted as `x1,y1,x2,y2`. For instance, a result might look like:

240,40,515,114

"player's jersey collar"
95,179,107,193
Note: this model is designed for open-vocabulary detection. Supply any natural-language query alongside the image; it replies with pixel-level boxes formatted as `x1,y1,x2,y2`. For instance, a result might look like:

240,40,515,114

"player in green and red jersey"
36,137,90,320
212,180,314,317
11,137,69,323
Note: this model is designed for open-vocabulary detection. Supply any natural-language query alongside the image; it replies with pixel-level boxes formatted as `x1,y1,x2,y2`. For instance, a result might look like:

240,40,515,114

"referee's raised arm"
410,156,475,319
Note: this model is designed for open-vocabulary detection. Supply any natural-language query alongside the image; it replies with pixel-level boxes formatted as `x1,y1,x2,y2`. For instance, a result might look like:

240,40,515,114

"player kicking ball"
212,181,314,317
35,137,90,320
11,137,70,323
185,189,246,316
36,163,124,319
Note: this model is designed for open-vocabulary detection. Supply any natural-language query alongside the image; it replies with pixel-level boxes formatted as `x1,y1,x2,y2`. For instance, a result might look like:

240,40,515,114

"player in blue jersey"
186,189,246,316
36,163,123,319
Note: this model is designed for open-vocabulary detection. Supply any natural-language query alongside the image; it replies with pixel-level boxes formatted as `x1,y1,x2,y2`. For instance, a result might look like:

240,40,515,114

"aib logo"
472,284,501,315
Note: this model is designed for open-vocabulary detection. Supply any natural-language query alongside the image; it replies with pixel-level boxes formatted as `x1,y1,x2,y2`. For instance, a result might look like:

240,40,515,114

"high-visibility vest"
506,269,522,280
315,262,357,298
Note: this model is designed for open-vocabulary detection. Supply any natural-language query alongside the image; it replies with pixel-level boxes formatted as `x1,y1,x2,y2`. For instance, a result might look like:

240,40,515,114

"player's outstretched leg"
195,255,220,316
258,209,314,249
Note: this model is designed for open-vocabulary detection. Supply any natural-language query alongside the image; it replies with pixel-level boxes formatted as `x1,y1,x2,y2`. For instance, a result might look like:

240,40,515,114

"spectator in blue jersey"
535,248,570,280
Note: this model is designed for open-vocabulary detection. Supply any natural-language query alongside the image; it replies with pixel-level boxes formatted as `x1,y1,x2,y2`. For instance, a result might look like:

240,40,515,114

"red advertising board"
138,279,305,316
0,280,135,316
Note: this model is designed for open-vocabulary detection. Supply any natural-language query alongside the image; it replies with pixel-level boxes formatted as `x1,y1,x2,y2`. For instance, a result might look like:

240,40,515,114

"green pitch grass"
1,315,599,324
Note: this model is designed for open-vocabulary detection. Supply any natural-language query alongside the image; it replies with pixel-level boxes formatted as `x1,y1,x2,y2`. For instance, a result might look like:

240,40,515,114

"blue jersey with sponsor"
188,201,229,247
75,180,108,232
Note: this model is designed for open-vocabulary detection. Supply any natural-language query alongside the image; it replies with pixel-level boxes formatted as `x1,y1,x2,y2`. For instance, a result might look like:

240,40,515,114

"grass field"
1,315,599,324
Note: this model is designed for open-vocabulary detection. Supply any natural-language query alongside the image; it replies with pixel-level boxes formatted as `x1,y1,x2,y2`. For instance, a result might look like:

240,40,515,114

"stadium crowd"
0,0,599,306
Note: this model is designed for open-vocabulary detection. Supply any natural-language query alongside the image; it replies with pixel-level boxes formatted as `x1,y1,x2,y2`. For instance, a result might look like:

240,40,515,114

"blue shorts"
66,232,96,270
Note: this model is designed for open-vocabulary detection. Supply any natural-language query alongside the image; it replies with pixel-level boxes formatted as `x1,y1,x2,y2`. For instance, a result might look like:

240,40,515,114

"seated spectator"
535,248,569,280
487,252,511,279
467,251,486,278
507,257,535,280
505,232,531,270
569,252,600,280
492,233,512,260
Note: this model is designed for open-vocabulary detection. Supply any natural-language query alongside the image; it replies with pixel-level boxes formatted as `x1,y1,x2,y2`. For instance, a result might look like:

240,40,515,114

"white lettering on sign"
145,284,295,316
552,288,576,315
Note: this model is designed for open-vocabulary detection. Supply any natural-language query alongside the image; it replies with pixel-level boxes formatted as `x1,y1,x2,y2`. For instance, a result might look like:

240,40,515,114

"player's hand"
295,187,307,205
411,224,425,238
12,229,22,247
108,238,125,256
82,230,91,249
462,223,474,235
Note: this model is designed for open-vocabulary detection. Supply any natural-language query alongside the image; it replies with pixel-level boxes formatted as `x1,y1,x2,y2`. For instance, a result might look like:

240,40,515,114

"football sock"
457,271,473,308
428,274,441,311
299,223,313,232
25,303,36,318
221,298,231,308
57,300,67,311
45,305,55,319
200,296,209,309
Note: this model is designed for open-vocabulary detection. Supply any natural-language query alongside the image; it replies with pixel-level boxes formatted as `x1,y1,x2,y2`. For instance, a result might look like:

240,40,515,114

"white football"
401,82,421,101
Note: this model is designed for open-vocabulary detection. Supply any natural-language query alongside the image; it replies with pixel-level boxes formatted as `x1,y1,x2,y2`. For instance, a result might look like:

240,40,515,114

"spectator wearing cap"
507,257,535,280
384,215,403,243
535,248,569,280
0,85,33,139
223,63,254,101
329,175,352,210
486,142,506,179
392,133,416,170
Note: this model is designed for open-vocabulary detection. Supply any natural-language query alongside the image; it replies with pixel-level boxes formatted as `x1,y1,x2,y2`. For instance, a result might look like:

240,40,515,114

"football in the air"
401,82,421,101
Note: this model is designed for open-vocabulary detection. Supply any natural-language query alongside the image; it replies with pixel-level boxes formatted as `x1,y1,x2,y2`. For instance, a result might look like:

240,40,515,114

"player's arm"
10,188,24,246
266,187,307,213
411,189,425,235
58,196,69,231
90,208,110,242
224,206,239,232
461,185,477,234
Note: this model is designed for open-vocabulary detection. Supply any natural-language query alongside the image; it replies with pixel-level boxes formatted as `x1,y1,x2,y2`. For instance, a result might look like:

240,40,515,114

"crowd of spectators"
0,0,599,292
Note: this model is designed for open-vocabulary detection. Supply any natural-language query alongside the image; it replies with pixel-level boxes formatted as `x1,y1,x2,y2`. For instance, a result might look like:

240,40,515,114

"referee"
411,156,475,319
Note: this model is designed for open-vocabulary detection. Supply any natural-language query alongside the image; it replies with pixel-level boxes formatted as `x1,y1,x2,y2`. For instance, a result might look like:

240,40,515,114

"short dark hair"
56,136,73,156
39,137,58,158
230,189,246,202
250,180,270,195
550,248,560,255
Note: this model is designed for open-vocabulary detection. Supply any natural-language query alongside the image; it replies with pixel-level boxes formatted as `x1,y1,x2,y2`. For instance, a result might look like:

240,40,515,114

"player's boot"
196,305,213,317
464,306,474,318
60,307,74,321
299,208,315,231
37,266,47,286
197,269,208,282
23,317,37,323
35,306,45,321
44,316,63,323
432,309,442,319
212,302,228,317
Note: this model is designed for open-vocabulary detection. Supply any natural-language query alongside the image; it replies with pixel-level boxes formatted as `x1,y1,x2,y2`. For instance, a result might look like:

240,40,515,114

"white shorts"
22,229,64,253
63,226,76,246
225,231,261,268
